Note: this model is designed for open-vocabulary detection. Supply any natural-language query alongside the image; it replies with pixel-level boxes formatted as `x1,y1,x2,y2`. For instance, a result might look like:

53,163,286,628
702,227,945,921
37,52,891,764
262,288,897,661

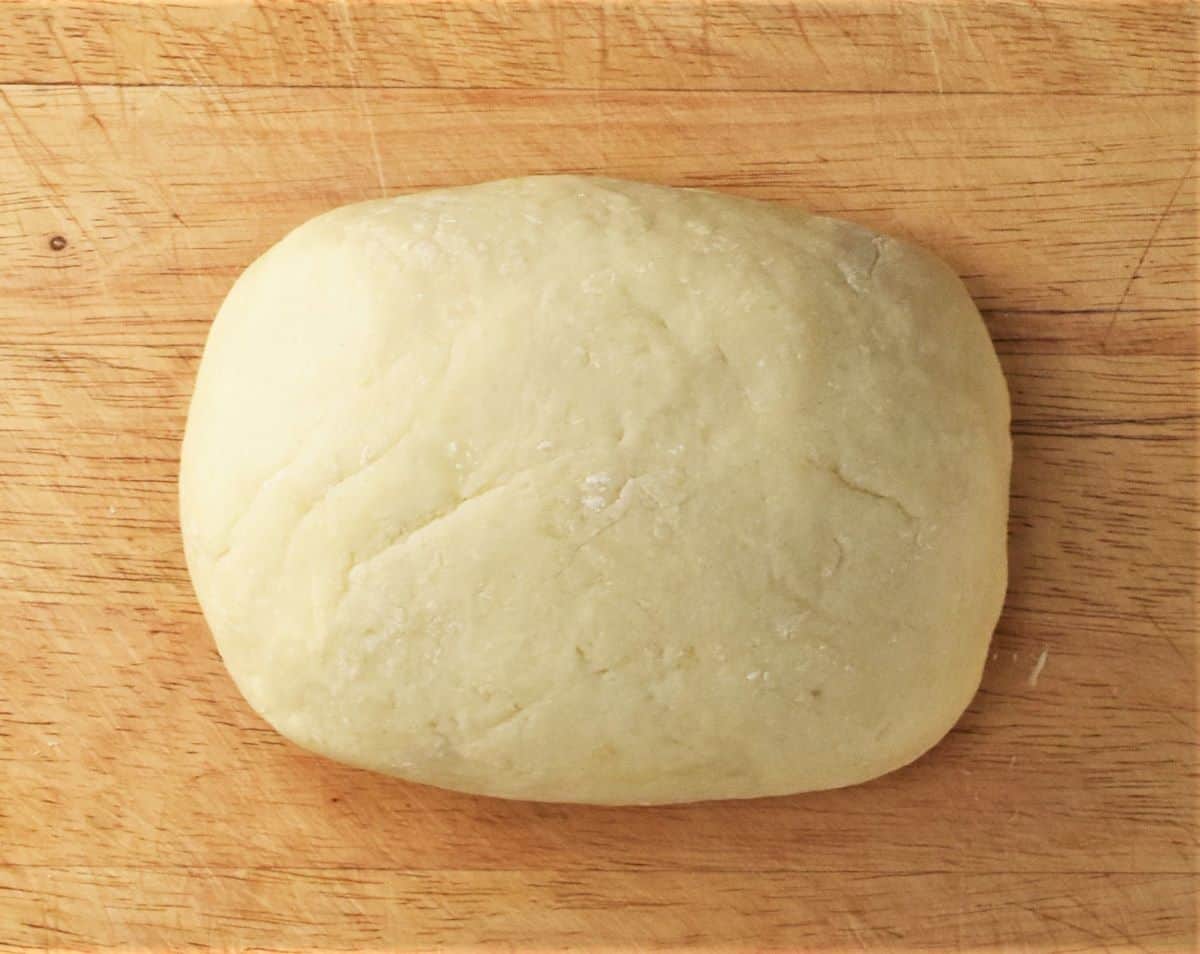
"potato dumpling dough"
180,176,1010,804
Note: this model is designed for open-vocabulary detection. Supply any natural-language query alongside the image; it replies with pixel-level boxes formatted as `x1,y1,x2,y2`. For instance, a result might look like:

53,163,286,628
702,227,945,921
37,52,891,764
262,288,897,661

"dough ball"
180,176,1010,804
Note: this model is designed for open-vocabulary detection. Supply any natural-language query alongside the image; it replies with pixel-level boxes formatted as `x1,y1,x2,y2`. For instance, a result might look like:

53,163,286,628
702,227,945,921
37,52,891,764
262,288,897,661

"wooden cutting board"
1,2,1195,950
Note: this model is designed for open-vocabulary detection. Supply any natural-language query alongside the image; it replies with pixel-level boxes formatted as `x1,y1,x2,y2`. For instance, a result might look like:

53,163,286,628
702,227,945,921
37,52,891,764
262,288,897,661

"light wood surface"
1,2,1196,951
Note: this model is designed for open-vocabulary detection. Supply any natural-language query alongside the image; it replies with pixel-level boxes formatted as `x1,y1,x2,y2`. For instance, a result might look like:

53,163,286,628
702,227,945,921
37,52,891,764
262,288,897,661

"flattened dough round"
180,176,1010,804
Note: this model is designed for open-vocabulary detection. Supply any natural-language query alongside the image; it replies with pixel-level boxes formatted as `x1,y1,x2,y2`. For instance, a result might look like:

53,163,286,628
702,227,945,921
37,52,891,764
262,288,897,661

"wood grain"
0,86,1194,342
1,1,1196,951
1,869,1192,950
2,0,1196,93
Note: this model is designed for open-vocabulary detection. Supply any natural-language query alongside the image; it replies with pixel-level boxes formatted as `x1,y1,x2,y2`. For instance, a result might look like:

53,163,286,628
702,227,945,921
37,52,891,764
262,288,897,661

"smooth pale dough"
180,175,1010,805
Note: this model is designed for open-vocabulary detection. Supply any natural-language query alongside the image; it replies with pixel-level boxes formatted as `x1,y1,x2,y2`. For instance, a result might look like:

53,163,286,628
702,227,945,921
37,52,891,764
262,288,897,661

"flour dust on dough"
180,176,1010,804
